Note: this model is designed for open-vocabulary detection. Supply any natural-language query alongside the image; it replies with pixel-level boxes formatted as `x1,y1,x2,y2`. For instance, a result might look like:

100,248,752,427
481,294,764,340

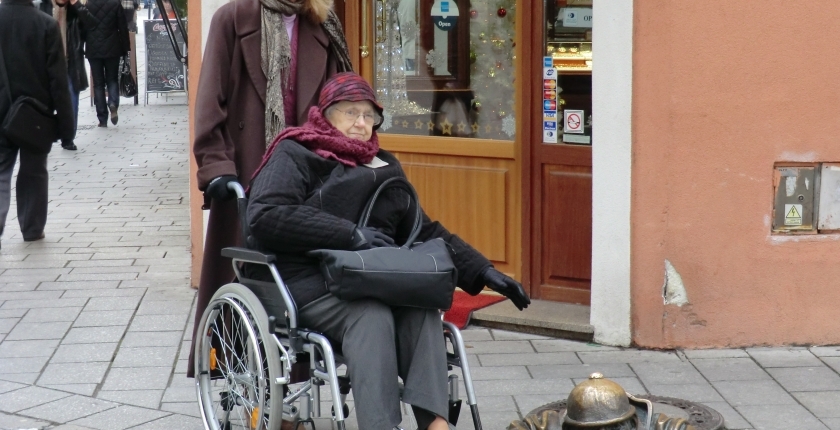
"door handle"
361,0,370,58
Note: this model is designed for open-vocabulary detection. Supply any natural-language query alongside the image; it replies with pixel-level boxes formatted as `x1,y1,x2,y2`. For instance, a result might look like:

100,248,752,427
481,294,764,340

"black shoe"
98,121,107,128
109,105,118,125
23,232,45,242
61,142,77,150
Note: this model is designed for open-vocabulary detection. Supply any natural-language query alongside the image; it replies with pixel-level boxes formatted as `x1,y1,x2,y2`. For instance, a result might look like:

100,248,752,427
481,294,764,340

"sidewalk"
1,21,840,430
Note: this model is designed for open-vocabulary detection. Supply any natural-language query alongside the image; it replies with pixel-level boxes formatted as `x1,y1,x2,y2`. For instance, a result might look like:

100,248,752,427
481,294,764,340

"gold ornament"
471,122,479,133
427,121,435,131
441,118,453,135
415,119,424,129
457,122,466,132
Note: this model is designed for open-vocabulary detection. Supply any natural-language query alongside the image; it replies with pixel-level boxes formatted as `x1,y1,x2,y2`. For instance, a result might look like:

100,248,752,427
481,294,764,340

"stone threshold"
470,297,594,342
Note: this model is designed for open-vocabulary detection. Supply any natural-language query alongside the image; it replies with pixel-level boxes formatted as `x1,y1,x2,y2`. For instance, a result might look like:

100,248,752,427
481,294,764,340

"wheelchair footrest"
448,399,462,426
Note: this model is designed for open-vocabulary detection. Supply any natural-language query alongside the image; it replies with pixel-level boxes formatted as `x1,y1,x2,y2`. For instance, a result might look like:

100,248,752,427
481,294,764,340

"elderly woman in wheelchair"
197,72,530,430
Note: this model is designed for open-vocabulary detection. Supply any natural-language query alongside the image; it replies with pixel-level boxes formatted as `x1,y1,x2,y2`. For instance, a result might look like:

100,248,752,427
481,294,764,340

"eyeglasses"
333,108,383,127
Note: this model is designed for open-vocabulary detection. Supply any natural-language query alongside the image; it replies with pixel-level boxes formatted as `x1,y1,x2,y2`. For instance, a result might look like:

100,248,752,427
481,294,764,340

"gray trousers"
299,295,449,429
0,142,48,240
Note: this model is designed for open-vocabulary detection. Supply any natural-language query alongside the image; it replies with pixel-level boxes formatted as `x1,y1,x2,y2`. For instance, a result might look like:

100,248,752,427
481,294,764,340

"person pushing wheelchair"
243,72,530,430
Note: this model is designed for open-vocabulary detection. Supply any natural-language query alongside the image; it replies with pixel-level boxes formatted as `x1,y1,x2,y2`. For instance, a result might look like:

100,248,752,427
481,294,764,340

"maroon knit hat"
319,72,384,129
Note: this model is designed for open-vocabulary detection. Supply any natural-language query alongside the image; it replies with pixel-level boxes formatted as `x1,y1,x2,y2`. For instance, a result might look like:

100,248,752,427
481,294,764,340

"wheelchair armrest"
221,247,277,265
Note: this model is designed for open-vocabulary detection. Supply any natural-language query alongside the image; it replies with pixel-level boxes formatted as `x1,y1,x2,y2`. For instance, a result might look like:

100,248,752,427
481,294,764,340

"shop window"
543,0,592,145
374,0,516,140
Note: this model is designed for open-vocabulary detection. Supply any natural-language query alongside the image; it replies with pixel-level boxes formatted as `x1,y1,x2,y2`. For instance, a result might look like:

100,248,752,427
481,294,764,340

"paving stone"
473,378,575,395
682,348,751,359
0,308,27,318
530,338,620,352
746,347,822,368
630,361,707,385
766,366,840,392
0,317,18,334
692,357,772,381
1,298,89,309
48,424,99,430
0,290,64,300
39,362,109,385
577,350,681,364
700,401,753,430
822,357,840,374
39,281,122,290
712,380,797,406
646,382,724,402
21,307,83,322
70,405,170,430
736,404,827,430
84,296,142,311
0,385,72,413
0,411,51,429
489,330,552,341
459,328,493,341
120,331,183,347
40,384,99,396
128,314,187,332
18,394,118,423
5,320,72,340
135,300,193,316
73,310,135,327
0,356,50,374
112,346,179,368
97,390,163,409
51,343,119,363
527,363,635,380
0,380,26,394
62,288,147,298
478,352,581,366
466,365,531,381
50,321,122,344
513,393,567,416
793,391,840,418
101,367,172,391
158,402,200,417
825,418,840,430
809,346,840,357
126,413,203,430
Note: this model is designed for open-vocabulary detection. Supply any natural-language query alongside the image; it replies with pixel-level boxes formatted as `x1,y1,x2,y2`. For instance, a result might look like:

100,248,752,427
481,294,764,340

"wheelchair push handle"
226,181,247,200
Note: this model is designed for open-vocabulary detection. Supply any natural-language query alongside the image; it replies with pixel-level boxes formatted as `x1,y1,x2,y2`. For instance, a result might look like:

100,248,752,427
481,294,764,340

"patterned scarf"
259,0,354,146
250,106,380,187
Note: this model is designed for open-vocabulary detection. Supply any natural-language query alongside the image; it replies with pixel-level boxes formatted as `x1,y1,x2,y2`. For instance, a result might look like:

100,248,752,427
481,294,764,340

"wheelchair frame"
194,182,484,430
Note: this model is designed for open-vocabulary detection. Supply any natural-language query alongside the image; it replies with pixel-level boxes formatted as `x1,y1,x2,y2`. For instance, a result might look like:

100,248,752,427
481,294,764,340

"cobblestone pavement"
2,19,840,430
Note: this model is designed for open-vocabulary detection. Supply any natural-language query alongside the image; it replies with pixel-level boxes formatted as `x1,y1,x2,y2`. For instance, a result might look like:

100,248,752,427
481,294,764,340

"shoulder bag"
307,177,458,310
119,55,138,98
0,41,57,154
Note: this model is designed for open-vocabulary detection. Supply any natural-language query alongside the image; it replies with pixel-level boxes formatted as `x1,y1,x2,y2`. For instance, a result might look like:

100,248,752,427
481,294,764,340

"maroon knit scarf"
250,106,380,186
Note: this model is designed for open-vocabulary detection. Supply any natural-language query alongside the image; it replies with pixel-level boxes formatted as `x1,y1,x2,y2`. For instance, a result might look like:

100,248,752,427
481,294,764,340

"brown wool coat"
189,0,343,377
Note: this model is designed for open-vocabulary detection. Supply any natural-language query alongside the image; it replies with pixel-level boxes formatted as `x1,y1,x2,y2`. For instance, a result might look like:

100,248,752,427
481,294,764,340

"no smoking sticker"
564,109,584,134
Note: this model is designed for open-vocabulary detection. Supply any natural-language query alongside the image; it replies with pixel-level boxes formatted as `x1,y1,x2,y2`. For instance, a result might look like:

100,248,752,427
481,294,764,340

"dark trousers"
88,57,121,123
66,75,80,144
0,142,48,240
299,295,450,429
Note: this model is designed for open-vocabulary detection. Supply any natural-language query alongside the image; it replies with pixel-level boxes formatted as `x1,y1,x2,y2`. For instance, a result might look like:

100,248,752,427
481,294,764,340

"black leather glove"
350,226,396,250
481,267,531,311
205,175,238,202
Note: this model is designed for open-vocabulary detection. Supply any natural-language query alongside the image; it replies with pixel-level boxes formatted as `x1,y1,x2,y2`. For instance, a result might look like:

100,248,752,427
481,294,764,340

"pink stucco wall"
632,1,840,348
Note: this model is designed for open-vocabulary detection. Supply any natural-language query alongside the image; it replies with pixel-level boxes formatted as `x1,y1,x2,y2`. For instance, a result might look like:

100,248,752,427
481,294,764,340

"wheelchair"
194,182,484,430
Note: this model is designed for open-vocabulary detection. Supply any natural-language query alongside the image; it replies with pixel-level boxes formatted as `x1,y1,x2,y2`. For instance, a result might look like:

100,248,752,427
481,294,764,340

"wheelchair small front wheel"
195,284,283,430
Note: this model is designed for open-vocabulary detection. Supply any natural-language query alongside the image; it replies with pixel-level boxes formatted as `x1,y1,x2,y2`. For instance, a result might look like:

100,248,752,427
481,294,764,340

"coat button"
239,121,244,129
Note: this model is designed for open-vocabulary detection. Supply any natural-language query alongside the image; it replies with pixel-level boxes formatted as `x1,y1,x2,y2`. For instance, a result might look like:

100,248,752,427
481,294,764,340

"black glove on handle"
205,175,238,202
482,267,531,311
350,226,396,250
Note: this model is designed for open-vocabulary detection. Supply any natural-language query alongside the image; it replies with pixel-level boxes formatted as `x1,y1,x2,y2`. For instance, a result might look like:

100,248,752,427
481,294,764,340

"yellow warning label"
784,204,803,226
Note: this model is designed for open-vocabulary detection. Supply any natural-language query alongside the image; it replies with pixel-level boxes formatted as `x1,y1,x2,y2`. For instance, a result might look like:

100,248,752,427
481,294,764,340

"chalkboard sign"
144,20,186,94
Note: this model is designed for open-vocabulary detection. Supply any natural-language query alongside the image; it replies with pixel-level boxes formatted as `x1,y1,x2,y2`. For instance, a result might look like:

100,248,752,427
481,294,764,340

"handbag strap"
357,176,423,248
0,40,13,107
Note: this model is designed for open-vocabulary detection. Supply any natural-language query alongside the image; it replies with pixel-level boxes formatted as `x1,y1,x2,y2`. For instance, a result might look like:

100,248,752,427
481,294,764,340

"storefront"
187,0,634,346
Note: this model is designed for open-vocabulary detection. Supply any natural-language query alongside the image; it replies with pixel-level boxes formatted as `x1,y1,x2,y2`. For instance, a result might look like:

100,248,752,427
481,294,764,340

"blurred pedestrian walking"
122,0,138,32
69,0,129,128
0,0,74,249
55,0,89,150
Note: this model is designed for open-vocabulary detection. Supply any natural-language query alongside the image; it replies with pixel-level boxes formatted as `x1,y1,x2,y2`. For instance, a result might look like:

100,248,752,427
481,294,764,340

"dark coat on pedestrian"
0,0,74,143
72,0,129,59
188,0,348,377
63,3,89,92
245,140,492,310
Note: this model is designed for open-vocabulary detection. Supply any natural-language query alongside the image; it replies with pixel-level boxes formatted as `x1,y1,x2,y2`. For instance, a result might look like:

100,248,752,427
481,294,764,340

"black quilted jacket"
244,140,493,308
71,0,129,59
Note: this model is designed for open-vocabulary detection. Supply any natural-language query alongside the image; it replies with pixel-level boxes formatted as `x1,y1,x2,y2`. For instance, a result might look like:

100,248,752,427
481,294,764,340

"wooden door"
345,0,524,280
530,0,593,304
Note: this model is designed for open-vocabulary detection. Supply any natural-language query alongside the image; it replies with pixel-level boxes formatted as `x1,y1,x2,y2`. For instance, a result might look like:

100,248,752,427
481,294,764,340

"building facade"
186,0,840,349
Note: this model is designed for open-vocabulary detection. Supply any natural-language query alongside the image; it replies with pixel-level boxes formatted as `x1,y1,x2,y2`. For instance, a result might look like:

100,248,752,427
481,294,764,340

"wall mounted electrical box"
772,165,818,233
817,163,840,231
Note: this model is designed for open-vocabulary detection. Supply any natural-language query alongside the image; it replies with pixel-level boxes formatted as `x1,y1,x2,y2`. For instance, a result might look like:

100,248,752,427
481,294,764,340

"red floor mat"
444,291,506,329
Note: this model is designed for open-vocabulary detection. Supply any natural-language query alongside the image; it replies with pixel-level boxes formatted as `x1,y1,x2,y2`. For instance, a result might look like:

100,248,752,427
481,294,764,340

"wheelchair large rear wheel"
195,284,283,430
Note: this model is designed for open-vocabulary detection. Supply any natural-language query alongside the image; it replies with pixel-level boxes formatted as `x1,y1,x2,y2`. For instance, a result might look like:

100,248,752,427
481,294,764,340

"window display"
544,0,592,145
373,0,516,140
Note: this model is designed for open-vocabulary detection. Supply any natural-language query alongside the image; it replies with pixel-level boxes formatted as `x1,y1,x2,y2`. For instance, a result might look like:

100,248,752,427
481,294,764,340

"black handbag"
307,177,458,310
0,43,57,154
119,55,138,98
